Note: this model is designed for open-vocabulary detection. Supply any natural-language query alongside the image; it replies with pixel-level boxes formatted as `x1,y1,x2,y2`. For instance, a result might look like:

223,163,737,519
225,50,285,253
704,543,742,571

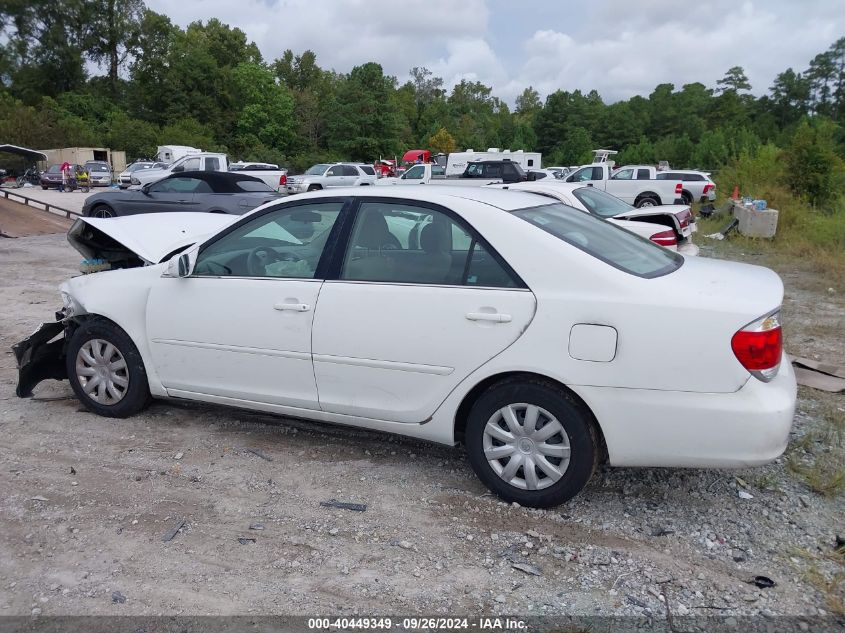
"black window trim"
189,196,354,279
323,196,529,290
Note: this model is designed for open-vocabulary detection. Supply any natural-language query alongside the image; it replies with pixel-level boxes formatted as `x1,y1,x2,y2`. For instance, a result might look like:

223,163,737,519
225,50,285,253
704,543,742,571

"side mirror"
141,183,151,195
166,247,197,278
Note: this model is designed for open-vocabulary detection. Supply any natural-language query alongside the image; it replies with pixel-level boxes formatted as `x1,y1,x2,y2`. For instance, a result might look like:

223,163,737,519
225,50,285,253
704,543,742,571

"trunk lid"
614,204,693,238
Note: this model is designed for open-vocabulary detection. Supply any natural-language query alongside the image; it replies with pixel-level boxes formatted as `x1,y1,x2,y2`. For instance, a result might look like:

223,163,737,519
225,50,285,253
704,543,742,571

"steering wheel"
246,246,302,276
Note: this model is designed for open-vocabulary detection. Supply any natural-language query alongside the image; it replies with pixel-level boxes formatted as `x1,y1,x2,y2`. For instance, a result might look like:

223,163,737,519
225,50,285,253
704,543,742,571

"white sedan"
14,187,795,507
491,181,699,255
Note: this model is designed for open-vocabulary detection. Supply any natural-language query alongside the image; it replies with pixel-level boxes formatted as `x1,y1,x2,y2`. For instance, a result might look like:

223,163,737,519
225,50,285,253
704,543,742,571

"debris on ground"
111,591,126,604
320,499,367,512
748,576,776,589
244,447,273,461
511,562,542,576
161,519,186,542
237,537,256,545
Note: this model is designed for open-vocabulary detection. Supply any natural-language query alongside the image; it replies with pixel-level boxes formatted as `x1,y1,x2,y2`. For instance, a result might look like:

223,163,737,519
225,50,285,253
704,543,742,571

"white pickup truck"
564,163,683,207
130,153,287,191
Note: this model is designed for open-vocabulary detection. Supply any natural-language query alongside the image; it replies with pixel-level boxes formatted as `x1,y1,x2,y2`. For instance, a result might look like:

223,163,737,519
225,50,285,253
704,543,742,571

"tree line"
1,0,844,203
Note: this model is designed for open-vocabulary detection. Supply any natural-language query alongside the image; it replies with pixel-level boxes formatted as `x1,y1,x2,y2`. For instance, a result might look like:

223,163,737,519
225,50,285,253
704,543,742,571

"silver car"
84,161,113,187
286,163,377,194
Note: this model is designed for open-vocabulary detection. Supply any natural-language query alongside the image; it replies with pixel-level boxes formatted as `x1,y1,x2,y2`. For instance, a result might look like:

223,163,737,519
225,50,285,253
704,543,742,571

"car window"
483,163,503,178
511,203,682,278
340,202,519,288
47,165,61,173
236,179,275,192
326,165,343,177
149,177,205,194
636,169,651,180
204,157,221,171
194,202,343,278
611,169,633,180
358,165,375,176
572,187,634,218
87,164,110,172
432,165,445,177
570,167,600,182
402,165,426,180
182,157,201,171
465,163,483,177
343,165,360,177
305,164,329,176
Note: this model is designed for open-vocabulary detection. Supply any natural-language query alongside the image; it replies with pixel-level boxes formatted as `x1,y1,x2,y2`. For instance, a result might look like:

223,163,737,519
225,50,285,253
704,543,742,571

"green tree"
325,63,401,160
784,118,845,206
717,66,751,93
87,0,145,93
231,62,295,151
428,127,457,154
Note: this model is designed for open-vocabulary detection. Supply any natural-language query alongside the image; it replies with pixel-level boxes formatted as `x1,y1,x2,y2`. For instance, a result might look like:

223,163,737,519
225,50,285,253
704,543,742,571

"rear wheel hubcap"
482,403,571,491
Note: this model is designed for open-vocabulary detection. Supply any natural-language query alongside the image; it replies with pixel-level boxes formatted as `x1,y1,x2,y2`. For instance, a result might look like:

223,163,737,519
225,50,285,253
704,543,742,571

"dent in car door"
311,200,536,423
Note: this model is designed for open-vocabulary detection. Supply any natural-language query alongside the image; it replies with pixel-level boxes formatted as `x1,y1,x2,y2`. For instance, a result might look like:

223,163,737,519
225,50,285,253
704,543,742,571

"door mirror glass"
178,253,192,277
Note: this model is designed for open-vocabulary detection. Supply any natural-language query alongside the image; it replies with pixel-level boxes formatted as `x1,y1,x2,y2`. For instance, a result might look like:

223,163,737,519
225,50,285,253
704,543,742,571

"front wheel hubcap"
76,339,129,405
482,403,571,491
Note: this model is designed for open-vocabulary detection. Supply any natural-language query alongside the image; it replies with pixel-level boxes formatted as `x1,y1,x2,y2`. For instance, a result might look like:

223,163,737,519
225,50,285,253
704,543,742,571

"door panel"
147,278,321,407
312,283,535,422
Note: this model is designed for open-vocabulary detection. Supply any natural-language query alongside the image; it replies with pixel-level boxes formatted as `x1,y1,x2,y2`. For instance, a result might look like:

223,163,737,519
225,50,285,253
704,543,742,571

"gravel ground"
0,224,842,626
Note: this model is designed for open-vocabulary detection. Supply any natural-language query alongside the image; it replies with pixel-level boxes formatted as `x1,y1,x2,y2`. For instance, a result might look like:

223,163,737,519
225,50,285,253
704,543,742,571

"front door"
311,199,536,423
146,200,346,408
133,176,205,214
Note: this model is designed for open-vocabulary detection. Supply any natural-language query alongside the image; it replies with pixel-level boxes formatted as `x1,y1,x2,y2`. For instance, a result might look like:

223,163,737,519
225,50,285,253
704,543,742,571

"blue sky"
147,0,845,104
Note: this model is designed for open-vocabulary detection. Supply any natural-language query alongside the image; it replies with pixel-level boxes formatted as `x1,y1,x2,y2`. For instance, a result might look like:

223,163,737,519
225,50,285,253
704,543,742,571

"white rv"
445,148,542,176
156,145,202,164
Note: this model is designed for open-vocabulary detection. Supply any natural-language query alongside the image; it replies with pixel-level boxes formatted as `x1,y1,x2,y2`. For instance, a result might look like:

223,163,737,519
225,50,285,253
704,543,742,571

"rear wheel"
66,318,151,418
41,185,48,190
307,184,321,192
681,190,693,206
465,379,598,508
90,204,115,218
635,196,659,208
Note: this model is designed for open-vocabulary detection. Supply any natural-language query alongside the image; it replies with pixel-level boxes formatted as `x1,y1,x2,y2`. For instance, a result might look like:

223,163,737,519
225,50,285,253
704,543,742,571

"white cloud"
144,0,845,104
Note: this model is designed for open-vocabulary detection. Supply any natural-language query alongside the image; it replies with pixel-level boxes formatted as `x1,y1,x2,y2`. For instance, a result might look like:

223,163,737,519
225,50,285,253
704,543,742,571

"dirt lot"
0,208,843,625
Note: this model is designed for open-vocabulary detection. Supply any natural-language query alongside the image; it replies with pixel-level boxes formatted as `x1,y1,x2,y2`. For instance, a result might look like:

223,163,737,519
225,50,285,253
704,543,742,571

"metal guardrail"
1,187,82,219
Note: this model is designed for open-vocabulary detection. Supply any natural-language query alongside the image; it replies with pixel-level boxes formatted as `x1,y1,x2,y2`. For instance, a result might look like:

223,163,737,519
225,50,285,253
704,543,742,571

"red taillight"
649,229,677,247
675,183,683,194
731,312,782,381
703,184,714,194
279,174,287,186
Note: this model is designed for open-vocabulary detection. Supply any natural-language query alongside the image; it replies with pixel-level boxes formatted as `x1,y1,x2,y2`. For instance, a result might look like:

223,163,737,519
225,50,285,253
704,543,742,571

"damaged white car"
490,181,698,255
14,187,795,508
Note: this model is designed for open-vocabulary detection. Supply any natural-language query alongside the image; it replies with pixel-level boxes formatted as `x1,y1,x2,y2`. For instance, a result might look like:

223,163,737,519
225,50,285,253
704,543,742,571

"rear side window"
343,165,360,177
358,165,375,176
236,179,275,192
636,169,650,180
511,203,682,278
341,202,522,288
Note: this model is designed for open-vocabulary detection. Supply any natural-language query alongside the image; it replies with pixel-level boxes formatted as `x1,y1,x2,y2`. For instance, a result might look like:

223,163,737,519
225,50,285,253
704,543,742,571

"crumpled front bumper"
12,313,68,397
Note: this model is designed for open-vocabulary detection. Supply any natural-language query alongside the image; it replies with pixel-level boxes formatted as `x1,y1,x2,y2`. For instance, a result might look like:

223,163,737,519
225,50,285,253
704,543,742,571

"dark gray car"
82,171,283,218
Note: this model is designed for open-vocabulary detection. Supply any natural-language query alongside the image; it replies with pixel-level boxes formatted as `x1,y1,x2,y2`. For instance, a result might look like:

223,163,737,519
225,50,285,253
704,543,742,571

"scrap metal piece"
320,499,367,512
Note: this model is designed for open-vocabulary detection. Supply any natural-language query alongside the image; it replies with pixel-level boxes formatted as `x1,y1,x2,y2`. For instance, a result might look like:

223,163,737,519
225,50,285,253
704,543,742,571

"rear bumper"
575,353,796,468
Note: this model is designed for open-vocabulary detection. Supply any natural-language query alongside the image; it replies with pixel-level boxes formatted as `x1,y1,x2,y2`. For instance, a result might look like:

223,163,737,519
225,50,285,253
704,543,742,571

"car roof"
164,170,263,184
293,185,550,211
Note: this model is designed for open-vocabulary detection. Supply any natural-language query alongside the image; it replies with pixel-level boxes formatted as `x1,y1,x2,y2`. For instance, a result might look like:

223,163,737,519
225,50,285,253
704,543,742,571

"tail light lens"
675,183,683,194
649,229,677,247
731,311,782,382
279,174,287,186
703,184,714,194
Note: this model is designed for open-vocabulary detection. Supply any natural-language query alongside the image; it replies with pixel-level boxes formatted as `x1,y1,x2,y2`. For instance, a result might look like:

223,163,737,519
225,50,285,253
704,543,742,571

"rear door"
311,198,536,423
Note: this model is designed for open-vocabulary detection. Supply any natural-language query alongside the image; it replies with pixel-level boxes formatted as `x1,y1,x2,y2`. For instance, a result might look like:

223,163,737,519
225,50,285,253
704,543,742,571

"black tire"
635,196,659,208
90,204,115,218
66,318,151,418
41,185,48,190
307,184,321,191
465,379,598,508
681,190,693,206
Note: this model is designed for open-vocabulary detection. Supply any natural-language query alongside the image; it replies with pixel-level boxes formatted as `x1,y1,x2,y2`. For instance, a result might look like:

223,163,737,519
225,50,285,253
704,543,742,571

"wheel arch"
633,191,660,206
453,371,608,461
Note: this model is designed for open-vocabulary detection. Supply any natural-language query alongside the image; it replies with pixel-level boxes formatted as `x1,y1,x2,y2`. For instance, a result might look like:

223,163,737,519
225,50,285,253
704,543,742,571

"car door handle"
274,302,311,312
177,199,190,203
466,312,512,323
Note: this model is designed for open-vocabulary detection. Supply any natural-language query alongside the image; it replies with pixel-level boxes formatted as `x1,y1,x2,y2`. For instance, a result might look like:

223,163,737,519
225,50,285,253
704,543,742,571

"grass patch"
788,453,845,497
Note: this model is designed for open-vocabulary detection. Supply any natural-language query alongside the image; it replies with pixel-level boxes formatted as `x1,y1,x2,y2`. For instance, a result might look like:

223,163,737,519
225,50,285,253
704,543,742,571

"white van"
445,149,541,176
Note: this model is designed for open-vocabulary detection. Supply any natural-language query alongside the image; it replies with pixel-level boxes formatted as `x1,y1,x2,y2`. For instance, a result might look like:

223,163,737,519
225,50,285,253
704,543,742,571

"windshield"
571,187,634,218
47,164,61,173
128,163,153,172
305,164,329,176
511,203,682,278
86,163,110,172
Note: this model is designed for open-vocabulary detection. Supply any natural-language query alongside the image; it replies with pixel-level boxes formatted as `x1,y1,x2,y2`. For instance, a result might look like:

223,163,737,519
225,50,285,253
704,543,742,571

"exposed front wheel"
66,319,151,418
465,379,598,507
